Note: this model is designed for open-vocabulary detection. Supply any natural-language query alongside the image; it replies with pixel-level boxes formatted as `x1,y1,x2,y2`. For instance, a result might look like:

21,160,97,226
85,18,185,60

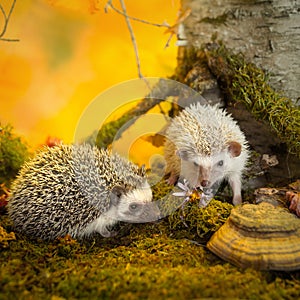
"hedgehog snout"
200,180,210,187
197,165,212,188
136,203,162,223
116,200,161,223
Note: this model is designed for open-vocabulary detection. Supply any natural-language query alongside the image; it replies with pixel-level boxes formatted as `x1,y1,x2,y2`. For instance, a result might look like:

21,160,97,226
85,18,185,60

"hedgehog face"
107,182,161,223
178,149,232,190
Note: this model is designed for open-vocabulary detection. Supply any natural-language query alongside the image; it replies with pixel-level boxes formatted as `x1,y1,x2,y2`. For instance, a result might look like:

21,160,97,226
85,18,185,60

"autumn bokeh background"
1,0,180,164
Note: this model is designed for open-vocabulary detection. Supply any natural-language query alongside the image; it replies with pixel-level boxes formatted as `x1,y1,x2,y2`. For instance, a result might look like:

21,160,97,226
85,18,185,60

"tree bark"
181,0,300,103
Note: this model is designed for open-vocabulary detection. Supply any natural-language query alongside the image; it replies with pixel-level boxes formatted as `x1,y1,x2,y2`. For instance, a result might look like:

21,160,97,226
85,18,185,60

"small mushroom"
207,202,300,271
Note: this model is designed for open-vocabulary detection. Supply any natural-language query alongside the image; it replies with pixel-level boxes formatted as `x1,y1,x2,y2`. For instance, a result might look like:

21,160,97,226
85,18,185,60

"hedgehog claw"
107,230,118,237
166,173,179,185
99,227,118,238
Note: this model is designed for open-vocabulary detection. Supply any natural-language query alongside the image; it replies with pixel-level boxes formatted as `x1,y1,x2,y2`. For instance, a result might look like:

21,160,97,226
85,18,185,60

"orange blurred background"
0,0,180,164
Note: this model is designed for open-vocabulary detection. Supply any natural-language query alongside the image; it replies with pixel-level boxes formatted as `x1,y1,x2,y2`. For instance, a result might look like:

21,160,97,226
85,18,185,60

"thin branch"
117,0,152,89
0,4,8,37
104,0,113,12
105,0,170,29
0,37,19,42
0,0,19,42
118,0,142,79
164,8,191,48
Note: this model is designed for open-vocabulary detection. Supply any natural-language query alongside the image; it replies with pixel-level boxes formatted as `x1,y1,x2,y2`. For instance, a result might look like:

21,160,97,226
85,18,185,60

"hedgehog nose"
201,180,210,187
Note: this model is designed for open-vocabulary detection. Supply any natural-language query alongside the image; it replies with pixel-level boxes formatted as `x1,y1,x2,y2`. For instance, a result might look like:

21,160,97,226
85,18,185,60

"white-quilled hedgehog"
164,103,249,205
8,144,160,240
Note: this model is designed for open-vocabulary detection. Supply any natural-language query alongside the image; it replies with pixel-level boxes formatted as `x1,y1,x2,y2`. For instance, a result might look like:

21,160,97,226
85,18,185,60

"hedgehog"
7,144,160,240
164,103,249,205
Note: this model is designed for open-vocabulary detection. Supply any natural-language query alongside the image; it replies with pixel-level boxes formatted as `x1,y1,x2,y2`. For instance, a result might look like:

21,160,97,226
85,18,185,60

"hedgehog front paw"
232,195,242,206
99,226,118,238
166,173,179,185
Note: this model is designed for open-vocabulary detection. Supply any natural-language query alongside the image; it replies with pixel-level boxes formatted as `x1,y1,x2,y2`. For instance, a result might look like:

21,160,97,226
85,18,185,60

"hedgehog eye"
217,160,224,167
129,203,140,211
193,162,199,167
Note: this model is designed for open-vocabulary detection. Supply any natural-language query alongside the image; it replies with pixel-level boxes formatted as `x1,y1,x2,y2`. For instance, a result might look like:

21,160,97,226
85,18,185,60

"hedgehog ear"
176,150,189,161
227,141,242,157
110,185,126,206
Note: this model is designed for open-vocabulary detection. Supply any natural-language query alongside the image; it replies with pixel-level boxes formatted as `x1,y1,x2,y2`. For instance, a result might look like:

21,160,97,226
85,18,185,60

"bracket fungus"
207,202,300,271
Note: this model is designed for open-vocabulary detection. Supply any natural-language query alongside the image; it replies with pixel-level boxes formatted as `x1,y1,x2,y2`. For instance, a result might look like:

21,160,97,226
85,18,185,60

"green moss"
96,113,141,148
1,175,299,298
151,179,233,242
151,178,174,200
0,225,15,248
0,123,29,186
1,211,300,299
168,199,233,242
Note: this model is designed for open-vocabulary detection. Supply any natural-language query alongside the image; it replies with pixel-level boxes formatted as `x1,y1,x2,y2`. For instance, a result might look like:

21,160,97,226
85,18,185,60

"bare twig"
105,0,170,29
118,0,142,78
0,0,19,42
104,0,113,12
164,8,191,48
114,0,153,91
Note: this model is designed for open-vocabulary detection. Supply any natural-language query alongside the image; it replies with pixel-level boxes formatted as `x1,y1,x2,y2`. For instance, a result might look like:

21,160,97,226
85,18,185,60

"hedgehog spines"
8,144,149,240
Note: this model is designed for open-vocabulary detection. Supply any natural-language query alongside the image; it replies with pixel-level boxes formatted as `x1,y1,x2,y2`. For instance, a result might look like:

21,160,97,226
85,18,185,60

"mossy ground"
1,173,300,299
1,214,300,299
1,184,300,299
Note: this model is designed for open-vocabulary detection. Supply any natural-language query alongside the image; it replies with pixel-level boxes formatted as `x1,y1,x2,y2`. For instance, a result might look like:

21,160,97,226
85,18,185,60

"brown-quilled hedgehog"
8,144,160,240
164,103,249,205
